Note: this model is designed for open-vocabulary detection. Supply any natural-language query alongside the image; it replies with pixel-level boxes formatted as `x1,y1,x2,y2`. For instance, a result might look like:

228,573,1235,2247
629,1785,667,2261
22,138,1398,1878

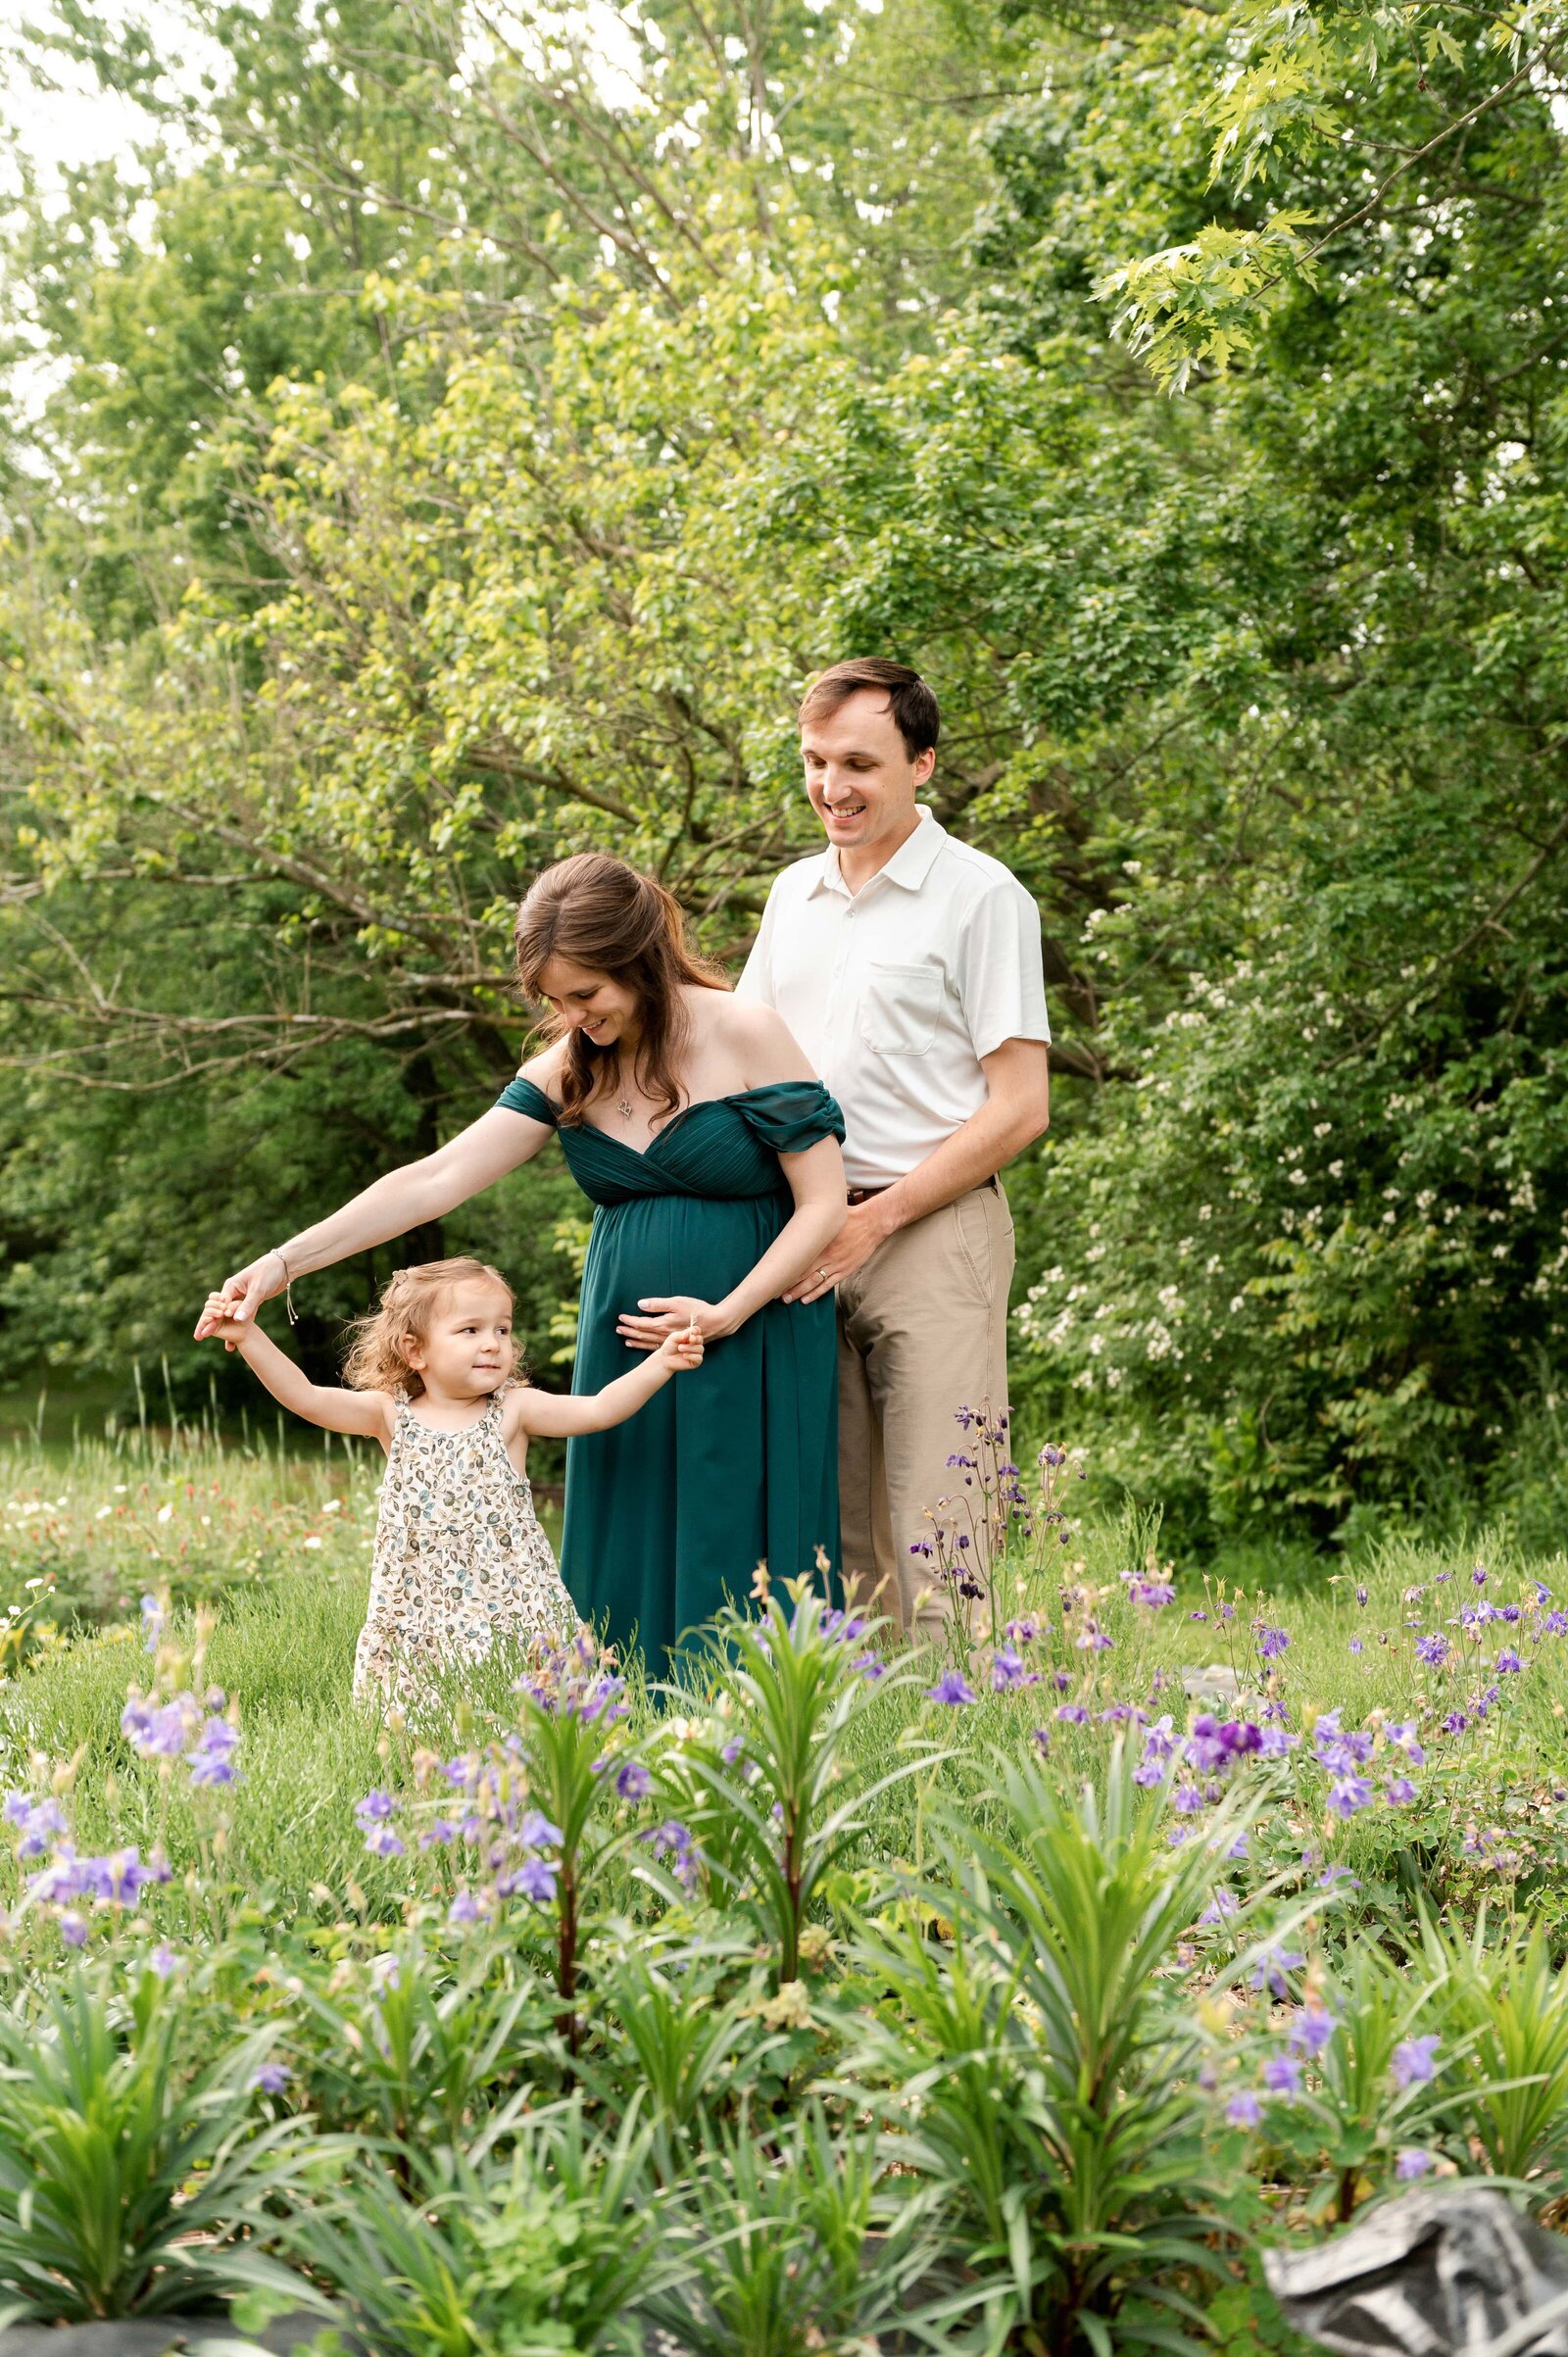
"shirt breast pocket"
858,962,944,1056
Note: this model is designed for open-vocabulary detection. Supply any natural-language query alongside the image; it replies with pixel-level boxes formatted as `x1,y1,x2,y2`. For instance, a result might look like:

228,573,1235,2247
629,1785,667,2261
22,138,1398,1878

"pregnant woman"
197,854,846,1674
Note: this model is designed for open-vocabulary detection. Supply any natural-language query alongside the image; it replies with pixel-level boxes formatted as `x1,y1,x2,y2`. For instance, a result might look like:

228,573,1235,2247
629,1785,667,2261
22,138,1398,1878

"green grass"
4,1424,1567,1941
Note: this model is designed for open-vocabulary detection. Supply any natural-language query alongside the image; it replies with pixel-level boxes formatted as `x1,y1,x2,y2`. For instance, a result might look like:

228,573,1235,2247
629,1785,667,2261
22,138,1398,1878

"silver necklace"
616,1094,634,1120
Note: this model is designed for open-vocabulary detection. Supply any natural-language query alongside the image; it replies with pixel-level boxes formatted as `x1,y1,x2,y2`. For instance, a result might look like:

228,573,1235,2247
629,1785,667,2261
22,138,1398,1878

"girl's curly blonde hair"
341,1257,516,1399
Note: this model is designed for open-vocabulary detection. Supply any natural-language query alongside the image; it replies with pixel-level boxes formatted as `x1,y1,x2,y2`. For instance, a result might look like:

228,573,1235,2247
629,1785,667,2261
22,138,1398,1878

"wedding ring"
816,1266,829,1280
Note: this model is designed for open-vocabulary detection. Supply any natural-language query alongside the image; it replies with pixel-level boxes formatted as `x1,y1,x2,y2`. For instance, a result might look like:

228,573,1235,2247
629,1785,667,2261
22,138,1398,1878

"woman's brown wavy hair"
513,854,727,1127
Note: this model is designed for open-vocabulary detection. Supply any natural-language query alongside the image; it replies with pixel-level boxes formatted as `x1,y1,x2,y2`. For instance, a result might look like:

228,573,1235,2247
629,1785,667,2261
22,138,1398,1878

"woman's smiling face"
535,956,642,1052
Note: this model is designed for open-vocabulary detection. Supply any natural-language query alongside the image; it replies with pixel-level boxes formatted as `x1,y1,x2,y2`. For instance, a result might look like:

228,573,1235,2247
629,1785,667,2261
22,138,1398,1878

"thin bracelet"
268,1248,299,1326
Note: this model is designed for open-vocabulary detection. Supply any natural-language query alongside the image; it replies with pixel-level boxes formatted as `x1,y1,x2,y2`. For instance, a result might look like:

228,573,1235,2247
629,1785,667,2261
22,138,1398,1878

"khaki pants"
837,1180,1015,1633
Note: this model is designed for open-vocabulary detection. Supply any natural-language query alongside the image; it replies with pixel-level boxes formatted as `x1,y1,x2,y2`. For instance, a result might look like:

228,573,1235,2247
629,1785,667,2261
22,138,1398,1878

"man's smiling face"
800,686,936,862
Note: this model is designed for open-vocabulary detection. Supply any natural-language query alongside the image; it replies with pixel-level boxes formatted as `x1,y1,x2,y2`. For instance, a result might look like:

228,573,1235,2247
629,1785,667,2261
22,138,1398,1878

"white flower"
95,1504,113,1520
322,1500,342,1515
156,1503,173,1525
302,1534,323,1550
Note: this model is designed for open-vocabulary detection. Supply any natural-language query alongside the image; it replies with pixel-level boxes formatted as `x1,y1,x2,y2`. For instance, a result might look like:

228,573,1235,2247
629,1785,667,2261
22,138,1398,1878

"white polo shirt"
735,808,1051,1189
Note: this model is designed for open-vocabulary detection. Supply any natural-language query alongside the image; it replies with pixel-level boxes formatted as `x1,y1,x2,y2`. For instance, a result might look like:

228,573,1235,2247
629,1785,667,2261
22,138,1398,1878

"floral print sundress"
353,1378,579,1706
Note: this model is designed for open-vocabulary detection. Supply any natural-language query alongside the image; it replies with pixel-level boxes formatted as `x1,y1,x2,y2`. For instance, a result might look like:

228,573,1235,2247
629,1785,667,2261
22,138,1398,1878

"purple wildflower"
252,2061,291,2094
1393,2035,1441,2089
1289,2005,1338,2058
1227,2089,1263,2129
1396,2149,1435,2181
926,1672,975,1706
615,1761,652,1801
1262,2054,1303,2097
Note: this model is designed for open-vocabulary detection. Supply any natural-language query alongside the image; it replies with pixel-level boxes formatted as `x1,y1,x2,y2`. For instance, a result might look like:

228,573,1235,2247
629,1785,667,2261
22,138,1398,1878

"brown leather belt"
847,1175,1001,1208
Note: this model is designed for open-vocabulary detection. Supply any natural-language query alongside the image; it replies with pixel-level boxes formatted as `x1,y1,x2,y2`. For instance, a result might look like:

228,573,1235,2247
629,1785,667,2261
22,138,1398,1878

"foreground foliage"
0,1431,1560,2349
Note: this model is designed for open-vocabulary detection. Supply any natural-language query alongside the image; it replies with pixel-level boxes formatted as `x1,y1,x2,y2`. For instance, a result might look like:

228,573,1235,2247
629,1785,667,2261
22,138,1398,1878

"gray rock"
0,2314,344,2357
1264,2185,1568,2356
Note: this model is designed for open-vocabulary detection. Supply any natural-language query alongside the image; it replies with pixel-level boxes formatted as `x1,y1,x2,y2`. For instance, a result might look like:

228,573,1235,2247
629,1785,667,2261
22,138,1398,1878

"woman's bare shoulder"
517,1038,570,1091
706,996,814,1085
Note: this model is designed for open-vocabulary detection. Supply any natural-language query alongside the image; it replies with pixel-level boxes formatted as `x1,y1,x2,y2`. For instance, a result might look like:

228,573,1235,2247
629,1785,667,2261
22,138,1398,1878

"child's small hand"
658,1322,705,1375
199,1293,249,1353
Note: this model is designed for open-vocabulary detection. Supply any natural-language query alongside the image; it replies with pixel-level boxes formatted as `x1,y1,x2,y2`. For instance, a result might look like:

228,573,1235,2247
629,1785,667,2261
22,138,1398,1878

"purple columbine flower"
1393,2035,1441,2089
1250,1947,1305,1996
1129,1580,1176,1609
1289,2005,1338,2058
355,1791,397,1822
518,1808,564,1848
59,1910,88,1949
1495,1648,1523,1675
139,1594,164,1652
1396,2149,1435,2181
1256,1625,1291,1659
1472,1565,1488,1587
1262,2053,1303,2097
1327,1774,1373,1819
252,2061,291,2094
362,1823,406,1859
615,1761,652,1801
502,1856,558,1904
1227,2089,1263,2128
188,1718,241,1788
448,1891,483,1928
853,1653,885,1682
148,1942,179,1980
992,1645,1027,1692
1416,1633,1449,1667
926,1672,975,1706
1055,1703,1090,1725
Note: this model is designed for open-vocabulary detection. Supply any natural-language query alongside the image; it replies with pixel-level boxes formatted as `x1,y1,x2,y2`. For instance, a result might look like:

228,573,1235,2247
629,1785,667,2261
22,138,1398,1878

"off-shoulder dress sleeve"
495,1075,560,1127
732,1081,846,1154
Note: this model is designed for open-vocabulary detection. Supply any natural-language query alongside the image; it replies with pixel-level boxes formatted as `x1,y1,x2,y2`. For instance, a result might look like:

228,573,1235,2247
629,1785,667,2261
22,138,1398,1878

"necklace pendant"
616,1096,634,1121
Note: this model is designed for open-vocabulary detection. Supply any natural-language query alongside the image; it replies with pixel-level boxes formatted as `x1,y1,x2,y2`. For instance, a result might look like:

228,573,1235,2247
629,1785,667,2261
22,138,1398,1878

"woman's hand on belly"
614,1295,735,1349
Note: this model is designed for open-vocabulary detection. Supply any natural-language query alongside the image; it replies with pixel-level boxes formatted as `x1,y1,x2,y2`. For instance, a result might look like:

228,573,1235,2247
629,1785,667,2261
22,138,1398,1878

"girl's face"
536,956,642,1053
406,1279,516,1399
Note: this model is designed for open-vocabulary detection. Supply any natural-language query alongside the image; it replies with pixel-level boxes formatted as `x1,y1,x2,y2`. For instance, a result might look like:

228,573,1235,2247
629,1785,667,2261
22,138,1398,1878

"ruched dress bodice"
495,1077,844,1673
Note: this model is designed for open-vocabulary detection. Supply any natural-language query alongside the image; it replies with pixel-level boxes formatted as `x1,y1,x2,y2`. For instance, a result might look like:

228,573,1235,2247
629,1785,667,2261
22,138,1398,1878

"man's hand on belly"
783,1196,899,1305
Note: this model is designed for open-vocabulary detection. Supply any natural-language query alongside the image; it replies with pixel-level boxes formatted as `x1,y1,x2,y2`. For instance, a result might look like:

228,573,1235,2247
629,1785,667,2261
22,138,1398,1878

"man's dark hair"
798,659,940,760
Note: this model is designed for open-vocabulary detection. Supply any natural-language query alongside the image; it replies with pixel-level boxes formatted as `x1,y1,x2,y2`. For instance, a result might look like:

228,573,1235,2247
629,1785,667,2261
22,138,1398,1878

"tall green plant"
857,1744,1286,2356
273,2096,680,2357
0,1971,318,2323
654,1579,930,1988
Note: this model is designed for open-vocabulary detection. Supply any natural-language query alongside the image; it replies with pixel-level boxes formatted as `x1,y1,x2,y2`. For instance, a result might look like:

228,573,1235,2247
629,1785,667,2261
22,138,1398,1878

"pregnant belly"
574,1195,785,1381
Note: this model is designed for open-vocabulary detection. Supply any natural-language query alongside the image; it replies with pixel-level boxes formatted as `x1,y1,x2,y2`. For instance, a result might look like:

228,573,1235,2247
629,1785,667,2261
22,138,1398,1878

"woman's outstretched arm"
195,1088,557,1337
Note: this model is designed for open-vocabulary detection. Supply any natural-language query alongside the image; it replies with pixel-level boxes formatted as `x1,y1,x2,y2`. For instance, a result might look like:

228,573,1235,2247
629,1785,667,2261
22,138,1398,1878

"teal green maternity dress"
494,1076,845,1674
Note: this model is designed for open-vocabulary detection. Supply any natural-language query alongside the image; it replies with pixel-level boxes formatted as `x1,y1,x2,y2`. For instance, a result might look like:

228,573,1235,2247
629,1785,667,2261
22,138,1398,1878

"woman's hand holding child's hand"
199,1293,249,1353
657,1322,705,1375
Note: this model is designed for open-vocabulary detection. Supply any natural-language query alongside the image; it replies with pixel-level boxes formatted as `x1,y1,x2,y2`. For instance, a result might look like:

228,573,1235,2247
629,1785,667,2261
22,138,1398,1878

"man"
737,658,1052,1632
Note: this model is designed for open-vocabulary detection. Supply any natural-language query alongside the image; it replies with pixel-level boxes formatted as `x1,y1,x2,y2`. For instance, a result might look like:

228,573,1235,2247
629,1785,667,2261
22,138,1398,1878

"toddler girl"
200,1254,702,1703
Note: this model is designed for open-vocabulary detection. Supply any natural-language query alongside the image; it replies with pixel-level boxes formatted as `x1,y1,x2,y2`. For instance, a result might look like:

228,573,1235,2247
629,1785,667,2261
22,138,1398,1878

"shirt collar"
807,806,946,900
